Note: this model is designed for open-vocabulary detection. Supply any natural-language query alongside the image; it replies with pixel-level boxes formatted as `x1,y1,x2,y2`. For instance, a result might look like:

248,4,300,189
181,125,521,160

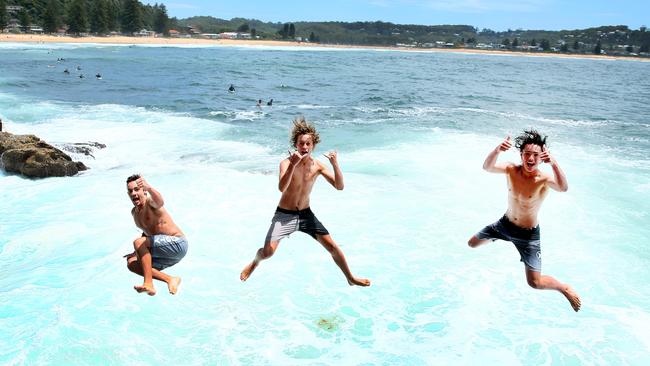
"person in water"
123,175,188,296
467,130,581,311
256,99,263,108
267,98,273,106
228,84,235,92
240,116,370,287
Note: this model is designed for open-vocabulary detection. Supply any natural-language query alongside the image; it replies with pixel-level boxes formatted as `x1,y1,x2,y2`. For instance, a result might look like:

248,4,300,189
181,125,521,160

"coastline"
1,33,648,62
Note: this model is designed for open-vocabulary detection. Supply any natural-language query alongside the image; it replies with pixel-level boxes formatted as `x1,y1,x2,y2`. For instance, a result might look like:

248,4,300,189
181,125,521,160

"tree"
512,38,519,48
66,0,88,35
308,31,319,43
280,23,289,38
573,40,580,50
42,0,61,33
0,0,7,32
250,28,256,38
237,23,249,33
560,43,568,52
531,38,537,47
626,45,634,53
289,23,295,38
18,9,31,33
121,0,143,34
540,39,550,51
594,40,602,54
640,44,649,53
91,0,110,35
154,4,170,35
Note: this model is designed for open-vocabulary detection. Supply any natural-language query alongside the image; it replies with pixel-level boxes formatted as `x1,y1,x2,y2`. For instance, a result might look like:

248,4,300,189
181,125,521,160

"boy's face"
520,144,542,173
127,180,146,207
295,134,315,155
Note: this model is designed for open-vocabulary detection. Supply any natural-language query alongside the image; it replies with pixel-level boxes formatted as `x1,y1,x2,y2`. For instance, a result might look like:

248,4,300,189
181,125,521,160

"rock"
0,132,89,178
60,142,107,158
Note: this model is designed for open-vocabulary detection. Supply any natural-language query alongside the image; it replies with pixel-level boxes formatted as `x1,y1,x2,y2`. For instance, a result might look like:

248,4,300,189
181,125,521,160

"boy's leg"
525,268,581,312
126,255,181,294
133,237,156,296
316,234,370,287
240,240,280,281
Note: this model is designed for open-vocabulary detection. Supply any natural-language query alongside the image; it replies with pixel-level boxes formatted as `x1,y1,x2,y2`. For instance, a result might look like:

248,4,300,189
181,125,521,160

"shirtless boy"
124,175,188,296
240,117,370,287
468,130,581,311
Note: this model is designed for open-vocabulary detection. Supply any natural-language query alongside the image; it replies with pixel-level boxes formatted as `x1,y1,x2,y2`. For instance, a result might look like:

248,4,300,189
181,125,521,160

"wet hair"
514,129,547,152
290,116,320,146
126,174,141,184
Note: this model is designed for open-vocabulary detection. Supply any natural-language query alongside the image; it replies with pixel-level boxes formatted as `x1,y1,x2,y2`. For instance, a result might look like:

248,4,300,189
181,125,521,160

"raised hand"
135,177,150,192
540,145,553,164
288,149,306,166
498,135,512,152
323,151,338,165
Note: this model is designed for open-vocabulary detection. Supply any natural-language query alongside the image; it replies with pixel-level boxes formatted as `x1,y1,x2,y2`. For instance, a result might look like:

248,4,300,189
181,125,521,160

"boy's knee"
261,246,275,259
133,237,147,249
527,277,542,289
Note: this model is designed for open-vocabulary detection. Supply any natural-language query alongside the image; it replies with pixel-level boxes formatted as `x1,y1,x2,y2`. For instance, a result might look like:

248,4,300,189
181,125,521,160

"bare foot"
167,277,181,295
562,286,581,312
347,277,371,287
134,283,156,296
240,261,258,282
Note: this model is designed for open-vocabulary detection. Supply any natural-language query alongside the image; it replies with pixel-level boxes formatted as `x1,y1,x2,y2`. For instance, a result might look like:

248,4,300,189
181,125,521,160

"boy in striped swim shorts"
240,117,370,287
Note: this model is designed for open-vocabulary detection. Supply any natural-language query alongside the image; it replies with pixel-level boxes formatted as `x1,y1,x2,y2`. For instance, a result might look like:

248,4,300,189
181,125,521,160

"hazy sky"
144,0,648,31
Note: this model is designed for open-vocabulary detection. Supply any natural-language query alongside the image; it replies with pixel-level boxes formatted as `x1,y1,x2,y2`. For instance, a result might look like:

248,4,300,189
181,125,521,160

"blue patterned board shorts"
149,235,188,270
476,215,542,272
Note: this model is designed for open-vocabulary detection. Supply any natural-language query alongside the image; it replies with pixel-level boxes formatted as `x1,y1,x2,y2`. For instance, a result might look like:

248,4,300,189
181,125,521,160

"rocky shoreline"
0,132,104,178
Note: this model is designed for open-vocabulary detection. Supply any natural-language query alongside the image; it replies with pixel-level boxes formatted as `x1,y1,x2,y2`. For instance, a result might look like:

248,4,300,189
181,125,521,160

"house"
134,29,156,37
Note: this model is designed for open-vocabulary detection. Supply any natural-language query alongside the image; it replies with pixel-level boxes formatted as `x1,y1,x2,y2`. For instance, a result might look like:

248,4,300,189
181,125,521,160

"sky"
144,0,649,31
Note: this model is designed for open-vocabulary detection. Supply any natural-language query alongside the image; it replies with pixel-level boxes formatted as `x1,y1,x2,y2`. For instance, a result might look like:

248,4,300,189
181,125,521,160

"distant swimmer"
79,74,84,79
256,99,262,108
76,66,82,71
467,130,581,312
96,73,102,80
123,175,188,296
63,68,70,74
266,98,273,106
240,116,370,287
228,84,235,93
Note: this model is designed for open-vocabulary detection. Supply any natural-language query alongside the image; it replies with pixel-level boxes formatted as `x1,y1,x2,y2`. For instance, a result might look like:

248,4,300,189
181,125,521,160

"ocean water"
1,42,649,365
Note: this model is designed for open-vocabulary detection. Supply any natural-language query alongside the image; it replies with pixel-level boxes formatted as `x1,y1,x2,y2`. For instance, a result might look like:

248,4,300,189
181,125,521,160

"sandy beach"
2,33,647,62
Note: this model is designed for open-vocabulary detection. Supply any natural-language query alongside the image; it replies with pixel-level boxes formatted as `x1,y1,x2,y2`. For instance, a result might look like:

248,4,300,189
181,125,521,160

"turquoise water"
1,43,649,365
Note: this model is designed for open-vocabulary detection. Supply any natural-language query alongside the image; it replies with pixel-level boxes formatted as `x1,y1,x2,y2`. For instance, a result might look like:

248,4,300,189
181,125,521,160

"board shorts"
475,215,542,272
149,234,188,270
265,207,330,243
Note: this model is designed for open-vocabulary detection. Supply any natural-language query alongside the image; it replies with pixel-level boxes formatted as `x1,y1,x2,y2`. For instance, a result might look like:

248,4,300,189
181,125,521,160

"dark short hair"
514,129,547,152
126,174,141,184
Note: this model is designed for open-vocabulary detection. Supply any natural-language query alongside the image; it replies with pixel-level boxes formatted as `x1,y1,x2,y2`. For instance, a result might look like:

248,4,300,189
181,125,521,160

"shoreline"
1,34,648,62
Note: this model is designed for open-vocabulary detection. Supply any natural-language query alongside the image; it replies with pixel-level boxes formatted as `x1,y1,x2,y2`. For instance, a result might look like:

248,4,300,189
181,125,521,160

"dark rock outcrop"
0,132,89,178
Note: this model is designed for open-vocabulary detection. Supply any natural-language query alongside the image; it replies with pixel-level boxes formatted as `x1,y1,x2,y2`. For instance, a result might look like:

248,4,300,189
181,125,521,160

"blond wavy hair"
290,116,320,147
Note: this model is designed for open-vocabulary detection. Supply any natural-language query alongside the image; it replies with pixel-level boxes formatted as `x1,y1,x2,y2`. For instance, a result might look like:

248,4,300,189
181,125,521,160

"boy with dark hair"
124,175,188,296
467,130,581,311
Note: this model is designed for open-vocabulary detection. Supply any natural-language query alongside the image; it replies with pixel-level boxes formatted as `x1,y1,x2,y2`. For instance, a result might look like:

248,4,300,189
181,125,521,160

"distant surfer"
256,99,263,108
228,84,235,93
96,73,102,80
123,175,188,296
240,116,370,287
63,68,70,74
79,74,84,79
467,130,581,311
266,98,273,106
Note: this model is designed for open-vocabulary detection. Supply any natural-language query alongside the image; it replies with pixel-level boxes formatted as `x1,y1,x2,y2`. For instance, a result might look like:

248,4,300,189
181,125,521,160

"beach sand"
1,33,647,62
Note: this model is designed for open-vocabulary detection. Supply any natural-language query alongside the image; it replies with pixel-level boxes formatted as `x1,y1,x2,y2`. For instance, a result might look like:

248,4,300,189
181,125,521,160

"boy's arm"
279,151,305,192
321,151,344,190
137,177,164,209
541,146,569,192
484,136,513,174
